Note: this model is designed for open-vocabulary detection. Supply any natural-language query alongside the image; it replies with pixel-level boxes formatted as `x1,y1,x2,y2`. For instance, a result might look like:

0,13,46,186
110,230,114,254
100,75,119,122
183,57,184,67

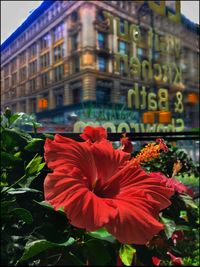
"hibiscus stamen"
92,177,98,191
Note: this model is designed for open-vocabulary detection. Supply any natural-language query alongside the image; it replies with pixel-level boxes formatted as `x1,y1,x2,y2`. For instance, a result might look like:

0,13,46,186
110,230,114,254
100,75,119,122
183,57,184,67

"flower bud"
4,107,12,118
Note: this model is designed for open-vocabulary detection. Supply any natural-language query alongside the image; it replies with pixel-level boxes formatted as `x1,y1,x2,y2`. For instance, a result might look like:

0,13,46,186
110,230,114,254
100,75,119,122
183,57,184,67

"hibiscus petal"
44,171,118,231
44,134,97,189
104,166,174,244
91,139,130,185
106,198,165,244
80,126,107,142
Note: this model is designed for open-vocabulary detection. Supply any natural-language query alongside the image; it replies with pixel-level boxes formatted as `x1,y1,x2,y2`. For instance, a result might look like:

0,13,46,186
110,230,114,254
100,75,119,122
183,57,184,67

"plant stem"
2,174,26,194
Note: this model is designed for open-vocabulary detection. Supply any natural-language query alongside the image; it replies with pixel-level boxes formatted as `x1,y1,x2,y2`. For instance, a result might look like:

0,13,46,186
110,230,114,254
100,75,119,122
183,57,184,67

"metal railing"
36,131,200,142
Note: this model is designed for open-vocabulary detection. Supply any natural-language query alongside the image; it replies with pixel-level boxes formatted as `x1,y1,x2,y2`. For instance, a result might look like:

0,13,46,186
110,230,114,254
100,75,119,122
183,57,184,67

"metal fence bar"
33,131,200,142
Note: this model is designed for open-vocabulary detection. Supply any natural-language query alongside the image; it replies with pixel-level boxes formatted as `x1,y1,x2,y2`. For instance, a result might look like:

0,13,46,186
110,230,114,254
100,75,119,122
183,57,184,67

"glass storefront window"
73,88,82,104
96,86,110,104
55,94,64,107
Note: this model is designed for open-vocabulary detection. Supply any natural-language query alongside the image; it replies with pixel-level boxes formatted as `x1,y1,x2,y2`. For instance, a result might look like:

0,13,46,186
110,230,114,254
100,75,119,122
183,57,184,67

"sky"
1,1,200,44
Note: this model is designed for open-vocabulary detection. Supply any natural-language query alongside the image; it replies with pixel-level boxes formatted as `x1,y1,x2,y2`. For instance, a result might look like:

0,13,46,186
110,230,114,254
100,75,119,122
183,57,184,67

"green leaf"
19,174,40,188
43,133,54,140
5,188,42,194
84,239,111,265
25,155,44,176
33,200,65,215
175,225,191,231
14,151,21,158
87,228,116,243
1,151,22,167
38,162,46,172
8,113,22,125
1,199,16,209
11,208,33,224
33,200,54,210
24,138,44,152
119,244,136,266
3,128,32,143
160,215,176,239
179,194,198,209
17,237,75,263
1,199,16,215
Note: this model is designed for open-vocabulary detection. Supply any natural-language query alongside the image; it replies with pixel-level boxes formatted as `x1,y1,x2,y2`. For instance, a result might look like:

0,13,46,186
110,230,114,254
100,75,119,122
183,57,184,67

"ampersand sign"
174,92,184,113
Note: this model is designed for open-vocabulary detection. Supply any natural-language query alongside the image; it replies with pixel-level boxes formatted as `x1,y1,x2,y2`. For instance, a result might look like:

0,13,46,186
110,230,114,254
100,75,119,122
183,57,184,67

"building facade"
1,0,199,133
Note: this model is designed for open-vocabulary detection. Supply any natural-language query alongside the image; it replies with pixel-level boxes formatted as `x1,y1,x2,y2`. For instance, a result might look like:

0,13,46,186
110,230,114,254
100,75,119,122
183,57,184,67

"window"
55,94,64,107
71,34,79,51
19,52,26,65
96,86,110,104
120,93,127,104
11,88,16,97
72,57,80,73
54,44,64,62
97,32,106,49
29,61,37,76
54,65,64,82
53,23,64,43
97,9,105,22
98,56,107,71
5,78,9,89
11,59,17,72
28,43,37,58
71,11,78,22
4,64,9,77
11,73,17,86
19,67,27,82
40,53,50,69
119,41,127,54
120,61,126,76
137,48,144,60
20,100,26,112
40,34,50,50
19,84,26,96
41,72,49,88
31,99,37,113
73,88,81,104
120,19,125,33
29,78,37,92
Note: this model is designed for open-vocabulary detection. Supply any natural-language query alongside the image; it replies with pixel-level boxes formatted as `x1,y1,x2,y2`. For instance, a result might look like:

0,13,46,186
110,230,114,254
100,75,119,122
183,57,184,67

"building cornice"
1,1,55,51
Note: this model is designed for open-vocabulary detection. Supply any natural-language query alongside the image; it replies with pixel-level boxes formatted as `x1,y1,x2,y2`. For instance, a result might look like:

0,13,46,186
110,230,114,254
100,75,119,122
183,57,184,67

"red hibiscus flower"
156,138,169,153
167,252,183,265
80,126,107,143
44,129,173,244
171,230,184,246
119,133,133,153
150,172,194,197
152,256,161,266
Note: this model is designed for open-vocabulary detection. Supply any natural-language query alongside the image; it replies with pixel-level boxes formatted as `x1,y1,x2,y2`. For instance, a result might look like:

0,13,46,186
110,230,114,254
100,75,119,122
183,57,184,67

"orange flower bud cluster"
135,143,161,164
